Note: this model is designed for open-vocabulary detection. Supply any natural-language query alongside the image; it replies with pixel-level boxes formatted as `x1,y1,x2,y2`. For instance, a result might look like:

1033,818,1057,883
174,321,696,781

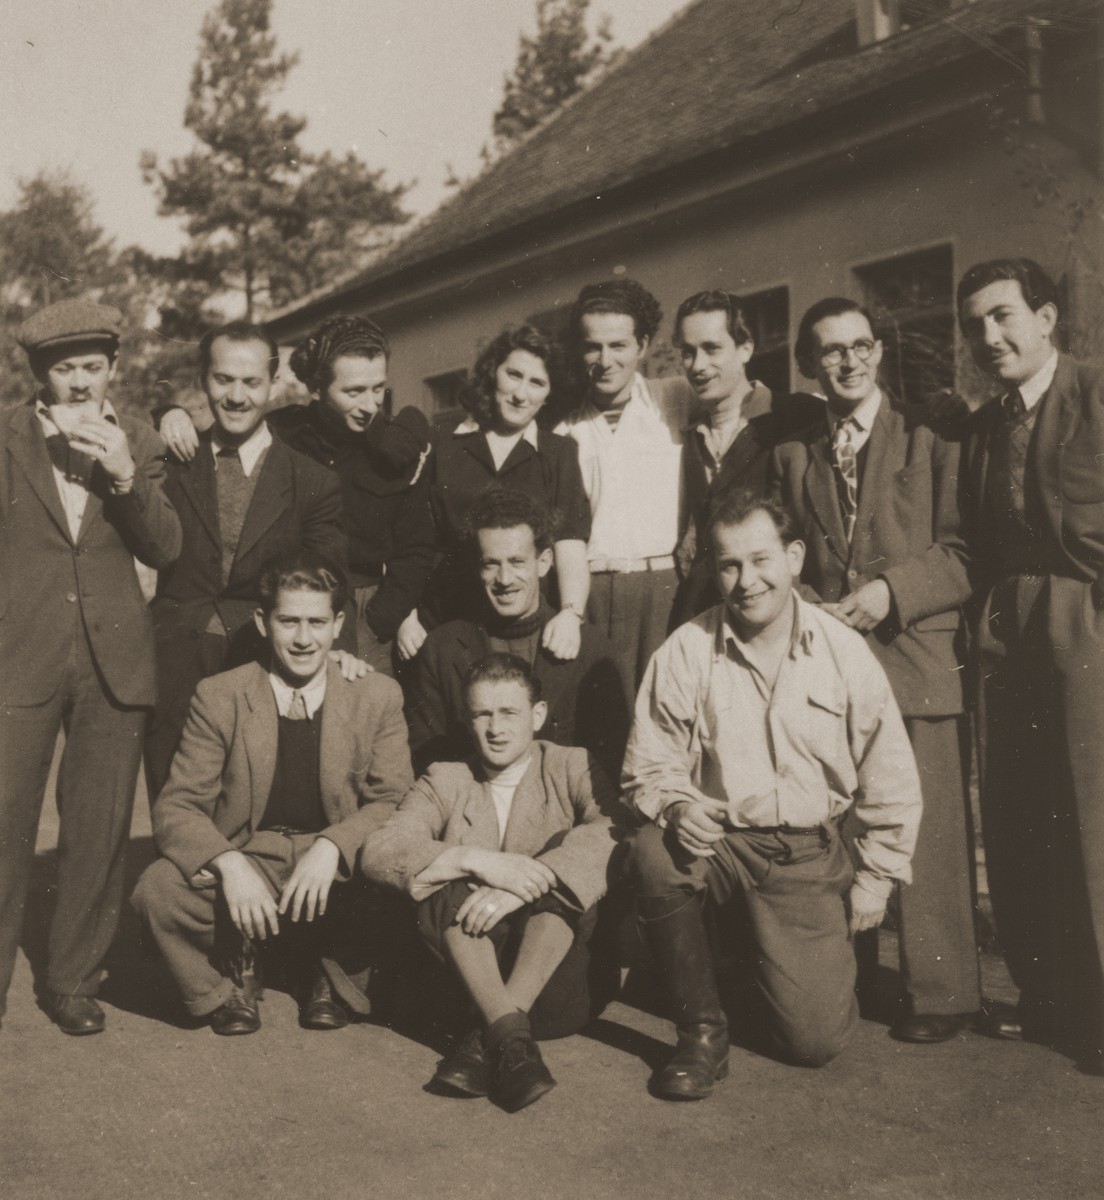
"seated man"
132,551,412,1035
363,653,622,1112
404,486,627,780
623,491,921,1099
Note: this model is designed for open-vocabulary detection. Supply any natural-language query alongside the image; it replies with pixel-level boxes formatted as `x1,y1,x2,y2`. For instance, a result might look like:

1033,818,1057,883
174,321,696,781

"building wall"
302,119,1103,415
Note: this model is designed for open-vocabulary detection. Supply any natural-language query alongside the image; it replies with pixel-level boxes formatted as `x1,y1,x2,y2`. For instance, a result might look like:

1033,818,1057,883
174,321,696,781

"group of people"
1,255,1101,1115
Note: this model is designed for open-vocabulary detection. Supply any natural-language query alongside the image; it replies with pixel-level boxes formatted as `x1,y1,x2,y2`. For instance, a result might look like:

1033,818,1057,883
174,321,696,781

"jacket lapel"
176,443,221,550
242,664,279,827
803,429,849,565
1034,354,1077,518
849,401,895,562
500,747,547,854
234,438,291,573
318,663,354,825
6,407,73,542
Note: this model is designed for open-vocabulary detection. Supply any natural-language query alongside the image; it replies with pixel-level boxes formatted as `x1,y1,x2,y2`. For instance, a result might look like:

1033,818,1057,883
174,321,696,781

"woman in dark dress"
400,324,591,663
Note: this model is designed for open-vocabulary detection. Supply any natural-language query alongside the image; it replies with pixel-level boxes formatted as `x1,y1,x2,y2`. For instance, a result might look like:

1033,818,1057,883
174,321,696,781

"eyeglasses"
818,340,877,367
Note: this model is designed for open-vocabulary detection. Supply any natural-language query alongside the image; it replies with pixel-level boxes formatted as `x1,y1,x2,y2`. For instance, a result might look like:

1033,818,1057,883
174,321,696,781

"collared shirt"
484,752,533,848
453,415,540,471
557,373,695,562
1016,351,1059,412
211,421,272,477
622,594,921,900
268,668,327,719
34,397,121,540
827,387,882,455
691,380,761,483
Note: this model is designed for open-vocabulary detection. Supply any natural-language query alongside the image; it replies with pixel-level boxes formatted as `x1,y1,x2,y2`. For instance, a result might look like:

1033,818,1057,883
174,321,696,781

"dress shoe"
210,986,261,1036
432,1027,490,1096
891,1012,973,1044
300,970,350,1031
487,1013,555,1112
654,1021,730,1100
50,994,105,1036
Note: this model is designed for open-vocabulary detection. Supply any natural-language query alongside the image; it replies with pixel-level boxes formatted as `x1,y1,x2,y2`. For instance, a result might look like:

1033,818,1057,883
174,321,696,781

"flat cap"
17,298,124,356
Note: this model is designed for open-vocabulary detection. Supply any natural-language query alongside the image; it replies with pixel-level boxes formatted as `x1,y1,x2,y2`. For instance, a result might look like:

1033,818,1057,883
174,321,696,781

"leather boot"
639,893,729,1100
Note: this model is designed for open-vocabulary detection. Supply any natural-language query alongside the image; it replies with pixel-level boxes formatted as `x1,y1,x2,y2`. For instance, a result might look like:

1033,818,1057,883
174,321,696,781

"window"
855,245,955,404
424,368,470,416
742,286,791,398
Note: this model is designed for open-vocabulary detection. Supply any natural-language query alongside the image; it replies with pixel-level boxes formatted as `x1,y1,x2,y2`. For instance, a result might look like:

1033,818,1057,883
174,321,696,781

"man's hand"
396,610,427,661
926,388,972,429
832,579,892,633
455,885,525,936
329,649,371,679
278,837,341,923
160,407,200,462
668,798,727,858
848,881,888,935
466,848,557,903
66,414,136,484
540,608,583,661
211,851,280,941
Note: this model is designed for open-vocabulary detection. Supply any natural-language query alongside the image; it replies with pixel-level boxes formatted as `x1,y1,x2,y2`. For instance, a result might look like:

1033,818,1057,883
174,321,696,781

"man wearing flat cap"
0,297,182,1034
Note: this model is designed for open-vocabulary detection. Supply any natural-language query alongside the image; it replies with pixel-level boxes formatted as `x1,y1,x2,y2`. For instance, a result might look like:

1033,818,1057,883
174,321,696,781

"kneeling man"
624,492,921,1098
363,653,622,1112
133,552,412,1034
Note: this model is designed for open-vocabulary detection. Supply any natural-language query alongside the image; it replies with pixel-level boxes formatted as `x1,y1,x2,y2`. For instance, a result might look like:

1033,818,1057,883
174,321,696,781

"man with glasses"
769,297,979,1044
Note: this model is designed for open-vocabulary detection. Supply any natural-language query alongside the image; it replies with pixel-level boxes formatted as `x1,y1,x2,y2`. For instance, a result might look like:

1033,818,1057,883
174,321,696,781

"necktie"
1003,388,1027,422
832,417,859,542
286,690,308,720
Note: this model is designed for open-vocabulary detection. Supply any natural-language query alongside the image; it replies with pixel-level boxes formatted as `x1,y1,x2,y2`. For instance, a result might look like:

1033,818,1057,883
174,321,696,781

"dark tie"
1002,388,1027,422
832,417,859,542
286,690,308,720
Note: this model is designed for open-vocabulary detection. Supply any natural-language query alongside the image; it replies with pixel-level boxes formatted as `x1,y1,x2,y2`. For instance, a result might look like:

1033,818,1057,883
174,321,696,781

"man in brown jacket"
133,551,412,1035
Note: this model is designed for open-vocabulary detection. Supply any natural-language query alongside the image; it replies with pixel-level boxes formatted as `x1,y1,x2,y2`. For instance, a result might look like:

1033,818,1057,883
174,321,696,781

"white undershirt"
485,753,532,848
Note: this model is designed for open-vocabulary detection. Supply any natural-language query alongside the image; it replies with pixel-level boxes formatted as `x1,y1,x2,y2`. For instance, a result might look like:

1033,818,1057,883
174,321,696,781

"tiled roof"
271,0,1093,321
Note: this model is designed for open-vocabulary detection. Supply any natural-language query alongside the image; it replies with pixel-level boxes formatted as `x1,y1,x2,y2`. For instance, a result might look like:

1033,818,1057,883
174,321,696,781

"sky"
0,0,684,257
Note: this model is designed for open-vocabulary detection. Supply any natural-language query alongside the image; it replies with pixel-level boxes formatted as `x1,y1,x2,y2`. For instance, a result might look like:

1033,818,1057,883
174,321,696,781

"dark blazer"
153,660,413,883
0,402,181,707
152,429,346,646
404,607,629,780
770,397,971,717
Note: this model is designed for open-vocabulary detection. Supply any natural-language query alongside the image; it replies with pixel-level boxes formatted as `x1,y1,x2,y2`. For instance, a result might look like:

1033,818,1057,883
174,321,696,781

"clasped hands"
453,849,557,937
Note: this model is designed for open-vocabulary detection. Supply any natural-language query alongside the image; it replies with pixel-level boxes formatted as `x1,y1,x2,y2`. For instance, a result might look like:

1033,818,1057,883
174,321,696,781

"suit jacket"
361,740,622,913
770,397,971,716
961,355,1104,597
153,660,413,884
152,429,346,646
404,605,629,780
0,402,181,707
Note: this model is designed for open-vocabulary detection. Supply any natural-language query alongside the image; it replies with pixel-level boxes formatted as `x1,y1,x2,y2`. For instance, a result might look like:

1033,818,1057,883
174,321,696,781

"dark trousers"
417,879,600,1039
132,831,388,1018
629,820,858,1065
588,567,679,709
0,618,145,1014
896,716,980,1014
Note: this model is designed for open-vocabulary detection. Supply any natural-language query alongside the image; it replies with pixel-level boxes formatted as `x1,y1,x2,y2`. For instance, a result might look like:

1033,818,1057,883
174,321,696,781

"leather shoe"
891,1012,973,1044
51,994,105,1036
433,1027,490,1096
210,986,261,1036
489,1031,556,1112
301,971,350,1031
654,1021,729,1100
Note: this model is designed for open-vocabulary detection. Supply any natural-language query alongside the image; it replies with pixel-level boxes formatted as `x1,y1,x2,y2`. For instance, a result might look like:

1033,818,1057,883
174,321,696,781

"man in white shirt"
146,322,347,794
556,279,697,703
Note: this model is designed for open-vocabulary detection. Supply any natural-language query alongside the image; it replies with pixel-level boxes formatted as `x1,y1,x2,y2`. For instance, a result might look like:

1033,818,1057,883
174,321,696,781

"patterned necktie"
286,690,308,720
1003,388,1027,423
832,416,859,542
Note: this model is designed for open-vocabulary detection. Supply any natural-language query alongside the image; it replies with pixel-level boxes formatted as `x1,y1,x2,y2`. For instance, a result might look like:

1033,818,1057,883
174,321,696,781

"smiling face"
493,348,551,433
677,309,753,406
809,310,883,414
255,586,344,687
467,677,547,772
712,510,804,639
39,348,116,417
321,353,388,433
476,524,551,622
579,312,647,407
203,336,274,445
958,279,1057,387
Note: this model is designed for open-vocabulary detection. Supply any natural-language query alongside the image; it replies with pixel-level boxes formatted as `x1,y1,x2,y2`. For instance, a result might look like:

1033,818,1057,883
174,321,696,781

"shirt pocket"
800,683,849,764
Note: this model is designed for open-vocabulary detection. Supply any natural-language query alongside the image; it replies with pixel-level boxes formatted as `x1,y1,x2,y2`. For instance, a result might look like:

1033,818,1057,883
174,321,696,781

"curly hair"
461,324,569,431
461,485,558,553
256,549,349,615
289,315,390,394
569,278,663,346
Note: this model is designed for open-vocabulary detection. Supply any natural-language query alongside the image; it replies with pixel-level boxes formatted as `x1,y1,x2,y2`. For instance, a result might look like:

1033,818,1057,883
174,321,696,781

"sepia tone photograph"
1,2,1102,1197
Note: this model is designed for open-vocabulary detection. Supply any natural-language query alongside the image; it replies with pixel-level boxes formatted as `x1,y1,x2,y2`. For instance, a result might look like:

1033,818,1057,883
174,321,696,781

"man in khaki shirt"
623,490,921,1099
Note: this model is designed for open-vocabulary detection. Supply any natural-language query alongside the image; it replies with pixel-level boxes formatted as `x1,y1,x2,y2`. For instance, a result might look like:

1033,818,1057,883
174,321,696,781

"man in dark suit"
770,297,979,1044
146,321,347,795
672,290,822,624
958,258,1104,1072
133,551,412,1034
0,299,182,1033
404,486,628,781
